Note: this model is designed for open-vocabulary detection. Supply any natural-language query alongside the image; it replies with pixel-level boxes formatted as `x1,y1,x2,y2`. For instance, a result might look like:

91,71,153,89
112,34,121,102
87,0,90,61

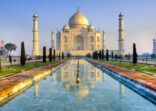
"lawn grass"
98,60,156,75
0,60,61,77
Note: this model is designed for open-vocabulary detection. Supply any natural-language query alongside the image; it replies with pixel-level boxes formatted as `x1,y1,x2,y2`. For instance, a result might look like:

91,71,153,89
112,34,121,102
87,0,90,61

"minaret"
51,31,54,49
102,31,106,50
118,13,125,56
32,14,39,56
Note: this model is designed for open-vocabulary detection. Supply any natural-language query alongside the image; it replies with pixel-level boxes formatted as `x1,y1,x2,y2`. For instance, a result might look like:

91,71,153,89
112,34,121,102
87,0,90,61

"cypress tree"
59,52,61,60
9,55,12,66
133,43,137,64
62,52,64,59
20,42,26,66
115,54,117,61
43,46,46,63
95,51,98,59
49,48,52,62
51,49,53,61
94,51,96,59
102,49,104,60
106,49,109,61
104,50,105,59
56,53,58,59
99,50,102,60
53,49,56,61
92,52,94,59
111,51,114,60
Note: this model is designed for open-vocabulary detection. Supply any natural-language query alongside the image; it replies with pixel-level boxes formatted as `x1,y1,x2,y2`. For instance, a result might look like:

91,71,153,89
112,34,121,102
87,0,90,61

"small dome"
33,13,38,18
63,25,70,30
69,10,89,28
88,25,95,32
88,25,95,30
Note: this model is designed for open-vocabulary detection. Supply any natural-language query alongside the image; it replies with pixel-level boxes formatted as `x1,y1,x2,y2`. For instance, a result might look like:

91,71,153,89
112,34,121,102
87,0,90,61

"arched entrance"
74,36,84,50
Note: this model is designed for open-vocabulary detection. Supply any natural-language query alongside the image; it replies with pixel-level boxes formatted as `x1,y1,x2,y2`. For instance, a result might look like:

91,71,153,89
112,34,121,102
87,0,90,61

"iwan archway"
74,36,84,50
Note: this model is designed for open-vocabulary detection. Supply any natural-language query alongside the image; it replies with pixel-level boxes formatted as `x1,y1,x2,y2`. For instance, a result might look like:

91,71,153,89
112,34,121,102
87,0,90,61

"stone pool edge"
87,59,156,105
0,59,69,106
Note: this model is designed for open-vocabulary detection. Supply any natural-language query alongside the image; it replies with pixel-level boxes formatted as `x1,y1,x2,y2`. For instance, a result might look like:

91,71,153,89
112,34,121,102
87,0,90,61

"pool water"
0,59,156,111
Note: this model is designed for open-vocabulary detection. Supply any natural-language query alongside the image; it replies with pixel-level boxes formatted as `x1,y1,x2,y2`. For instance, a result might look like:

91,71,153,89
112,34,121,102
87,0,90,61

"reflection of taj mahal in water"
55,59,103,100
32,9,125,56
57,59,102,83
34,59,124,100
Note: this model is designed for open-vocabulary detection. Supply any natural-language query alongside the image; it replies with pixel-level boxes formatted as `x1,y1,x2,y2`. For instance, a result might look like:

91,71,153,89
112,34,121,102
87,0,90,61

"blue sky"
0,0,156,55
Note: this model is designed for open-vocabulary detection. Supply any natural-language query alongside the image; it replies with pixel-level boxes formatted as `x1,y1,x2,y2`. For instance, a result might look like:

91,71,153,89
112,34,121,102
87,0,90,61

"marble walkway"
88,59,156,91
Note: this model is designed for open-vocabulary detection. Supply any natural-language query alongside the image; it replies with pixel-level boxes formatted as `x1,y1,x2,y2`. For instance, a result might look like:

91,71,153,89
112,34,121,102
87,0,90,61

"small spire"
33,12,38,18
119,12,124,17
90,22,92,26
77,6,79,12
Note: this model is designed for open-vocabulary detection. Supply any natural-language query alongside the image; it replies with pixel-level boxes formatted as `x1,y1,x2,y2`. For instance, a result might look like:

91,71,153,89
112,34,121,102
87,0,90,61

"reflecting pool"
0,59,156,111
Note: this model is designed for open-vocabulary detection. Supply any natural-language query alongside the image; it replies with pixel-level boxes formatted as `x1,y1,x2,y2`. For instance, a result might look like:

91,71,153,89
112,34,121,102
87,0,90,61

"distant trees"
92,51,99,59
133,43,137,64
151,53,156,58
43,46,46,63
49,48,52,62
67,53,71,58
20,42,26,66
86,53,91,58
0,50,7,70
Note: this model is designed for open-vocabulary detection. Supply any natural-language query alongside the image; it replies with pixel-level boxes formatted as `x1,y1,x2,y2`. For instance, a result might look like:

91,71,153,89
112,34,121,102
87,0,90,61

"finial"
90,22,92,25
119,12,124,17
77,6,79,12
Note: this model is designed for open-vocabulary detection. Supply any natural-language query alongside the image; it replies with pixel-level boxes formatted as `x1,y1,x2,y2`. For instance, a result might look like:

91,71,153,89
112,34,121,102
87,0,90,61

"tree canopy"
5,43,17,55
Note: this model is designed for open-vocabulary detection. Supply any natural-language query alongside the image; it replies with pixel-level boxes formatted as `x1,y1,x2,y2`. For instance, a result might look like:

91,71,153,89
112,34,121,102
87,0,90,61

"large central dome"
68,10,89,28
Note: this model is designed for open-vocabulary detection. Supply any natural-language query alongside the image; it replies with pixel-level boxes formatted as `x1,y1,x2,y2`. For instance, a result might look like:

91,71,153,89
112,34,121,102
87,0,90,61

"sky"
0,0,156,55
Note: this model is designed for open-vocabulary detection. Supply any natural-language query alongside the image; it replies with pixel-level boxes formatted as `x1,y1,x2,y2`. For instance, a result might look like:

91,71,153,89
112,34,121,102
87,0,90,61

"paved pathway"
89,59,156,91
0,60,68,103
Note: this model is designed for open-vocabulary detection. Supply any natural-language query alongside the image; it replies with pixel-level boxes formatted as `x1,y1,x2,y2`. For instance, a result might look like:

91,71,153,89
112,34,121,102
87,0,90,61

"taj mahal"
32,9,125,56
